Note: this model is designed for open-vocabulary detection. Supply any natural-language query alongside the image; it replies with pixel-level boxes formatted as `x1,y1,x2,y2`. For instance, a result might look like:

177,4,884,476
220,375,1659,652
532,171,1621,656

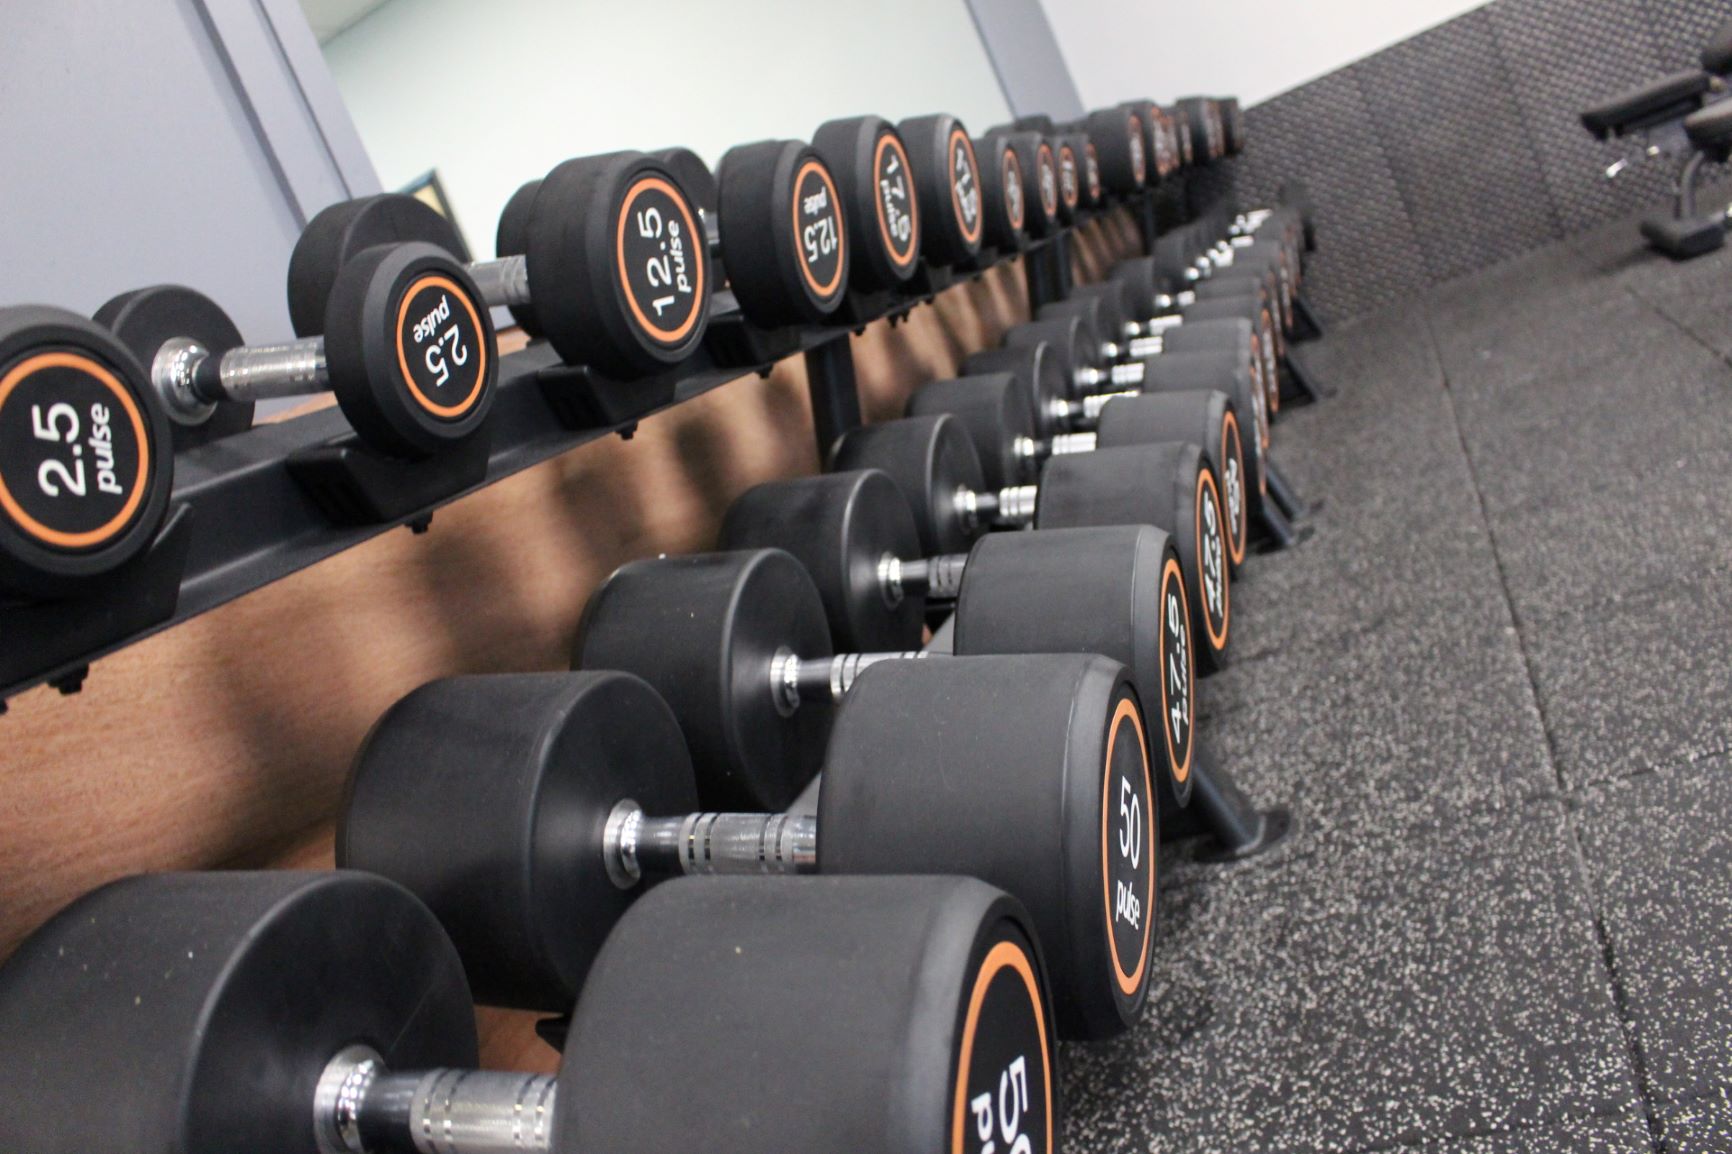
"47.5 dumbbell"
341,659,1156,1041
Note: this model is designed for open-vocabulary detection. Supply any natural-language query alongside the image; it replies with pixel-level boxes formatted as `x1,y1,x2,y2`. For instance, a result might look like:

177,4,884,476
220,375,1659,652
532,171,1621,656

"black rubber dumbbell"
898,114,987,268
0,306,174,598
967,335,1271,544
811,116,922,296
102,244,498,459
906,373,1250,575
1082,105,1152,195
0,867,1061,1154
829,416,1231,677
291,152,713,379
1046,280,1282,419
974,130,1032,252
345,659,1157,1041
898,373,1236,656
575,537,1193,817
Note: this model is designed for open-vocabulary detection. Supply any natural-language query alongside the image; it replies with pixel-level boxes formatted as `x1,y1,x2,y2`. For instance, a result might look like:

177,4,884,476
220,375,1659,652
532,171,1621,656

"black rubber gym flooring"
1062,213,1732,1153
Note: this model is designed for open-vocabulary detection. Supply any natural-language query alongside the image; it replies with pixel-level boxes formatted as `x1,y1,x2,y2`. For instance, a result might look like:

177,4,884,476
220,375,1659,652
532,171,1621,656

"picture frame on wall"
398,169,471,263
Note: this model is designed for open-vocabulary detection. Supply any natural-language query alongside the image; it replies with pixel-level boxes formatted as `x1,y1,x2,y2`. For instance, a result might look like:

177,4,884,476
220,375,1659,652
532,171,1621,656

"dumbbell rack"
0,228,1085,709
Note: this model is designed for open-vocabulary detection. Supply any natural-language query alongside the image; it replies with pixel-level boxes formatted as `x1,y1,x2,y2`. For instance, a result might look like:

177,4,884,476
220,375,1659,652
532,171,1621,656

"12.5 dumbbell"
341,660,1156,1040
293,151,712,379
105,241,498,457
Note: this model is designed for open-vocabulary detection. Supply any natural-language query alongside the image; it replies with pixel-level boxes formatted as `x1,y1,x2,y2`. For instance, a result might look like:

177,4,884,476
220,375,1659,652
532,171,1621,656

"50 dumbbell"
0,868,1059,1154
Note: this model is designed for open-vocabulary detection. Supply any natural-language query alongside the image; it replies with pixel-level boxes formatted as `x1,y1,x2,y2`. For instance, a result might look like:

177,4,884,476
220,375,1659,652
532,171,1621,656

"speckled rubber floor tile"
1521,575,1732,788
1062,800,1640,1154
1578,758,1732,1116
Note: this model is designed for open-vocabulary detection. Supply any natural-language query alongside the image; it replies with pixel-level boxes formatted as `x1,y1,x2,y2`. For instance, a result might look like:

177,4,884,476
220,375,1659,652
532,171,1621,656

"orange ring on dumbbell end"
1099,697,1154,997
0,351,150,550
950,940,1054,1154
394,274,490,419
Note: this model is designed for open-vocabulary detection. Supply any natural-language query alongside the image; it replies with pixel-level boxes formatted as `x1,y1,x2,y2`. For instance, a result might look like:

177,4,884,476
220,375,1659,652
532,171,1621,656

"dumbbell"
343,660,1155,1041
594,141,852,331
719,485,1198,789
1081,106,1152,194
1163,103,1201,169
898,114,986,267
1048,279,1282,419
900,368,1241,618
102,244,497,459
984,128,1062,236
0,306,173,597
1117,100,1181,182
576,537,1191,814
996,307,1273,452
906,372,1249,574
0,868,1060,1154
1218,96,1248,155
829,416,1231,677
811,116,922,295
291,151,712,379
1173,97,1229,163
973,130,1032,251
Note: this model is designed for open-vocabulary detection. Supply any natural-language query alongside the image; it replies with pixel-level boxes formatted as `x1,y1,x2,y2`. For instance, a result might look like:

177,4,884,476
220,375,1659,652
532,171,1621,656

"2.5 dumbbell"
0,306,173,597
106,242,497,458
342,660,1155,1040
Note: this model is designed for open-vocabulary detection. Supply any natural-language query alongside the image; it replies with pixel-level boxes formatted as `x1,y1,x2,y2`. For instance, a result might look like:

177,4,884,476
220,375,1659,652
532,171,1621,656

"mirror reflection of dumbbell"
0,866,1061,1153
101,242,498,460
293,151,714,381
343,660,1156,1043
0,307,174,597
822,415,1231,679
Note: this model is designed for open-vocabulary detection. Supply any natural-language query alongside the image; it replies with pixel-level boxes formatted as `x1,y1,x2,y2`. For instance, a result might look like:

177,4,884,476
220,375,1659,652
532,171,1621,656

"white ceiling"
298,0,393,43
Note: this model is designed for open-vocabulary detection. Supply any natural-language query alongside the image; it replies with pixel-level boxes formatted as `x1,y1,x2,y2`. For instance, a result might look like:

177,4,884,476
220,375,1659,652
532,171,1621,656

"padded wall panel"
1488,0,1673,234
1209,0,1722,323
1238,71,1431,322
1356,9,1563,282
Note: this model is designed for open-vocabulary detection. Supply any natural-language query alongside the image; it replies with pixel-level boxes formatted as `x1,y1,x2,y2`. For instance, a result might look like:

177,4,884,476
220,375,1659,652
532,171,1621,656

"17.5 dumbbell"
342,659,1156,1040
0,868,1061,1154
574,535,1193,817
829,415,1233,676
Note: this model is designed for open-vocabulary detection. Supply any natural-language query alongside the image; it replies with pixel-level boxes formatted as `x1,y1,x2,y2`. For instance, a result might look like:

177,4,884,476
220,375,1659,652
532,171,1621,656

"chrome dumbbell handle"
315,1046,556,1154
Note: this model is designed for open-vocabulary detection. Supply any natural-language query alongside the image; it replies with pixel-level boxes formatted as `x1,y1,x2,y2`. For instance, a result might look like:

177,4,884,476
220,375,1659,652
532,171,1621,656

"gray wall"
1194,0,1732,322
0,0,376,343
